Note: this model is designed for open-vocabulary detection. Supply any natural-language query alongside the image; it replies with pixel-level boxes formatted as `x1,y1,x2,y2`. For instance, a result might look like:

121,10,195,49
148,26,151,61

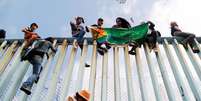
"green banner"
91,23,148,44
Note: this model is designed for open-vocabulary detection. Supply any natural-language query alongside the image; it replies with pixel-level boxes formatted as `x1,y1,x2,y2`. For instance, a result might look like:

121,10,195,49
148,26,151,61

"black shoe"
85,63,90,67
106,45,111,49
192,47,200,53
128,51,136,55
20,83,32,95
98,50,104,55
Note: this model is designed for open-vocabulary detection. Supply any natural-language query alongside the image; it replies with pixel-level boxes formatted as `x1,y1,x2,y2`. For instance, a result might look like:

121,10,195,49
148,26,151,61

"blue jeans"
23,55,43,87
73,30,85,43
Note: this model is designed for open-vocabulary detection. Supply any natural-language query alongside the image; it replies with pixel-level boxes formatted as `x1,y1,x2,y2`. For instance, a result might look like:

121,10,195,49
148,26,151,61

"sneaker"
20,83,32,95
73,40,78,49
85,63,90,67
192,47,200,53
128,51,136,55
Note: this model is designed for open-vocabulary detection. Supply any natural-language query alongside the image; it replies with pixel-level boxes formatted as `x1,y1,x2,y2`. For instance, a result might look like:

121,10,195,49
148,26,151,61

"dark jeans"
146,30,160,49
73,30,85,43
23,55,43,87
174,31,196,47
73,30,86,50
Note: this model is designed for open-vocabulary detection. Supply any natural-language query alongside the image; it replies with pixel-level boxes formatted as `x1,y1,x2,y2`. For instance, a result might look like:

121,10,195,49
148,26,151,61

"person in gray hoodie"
20,37,57,95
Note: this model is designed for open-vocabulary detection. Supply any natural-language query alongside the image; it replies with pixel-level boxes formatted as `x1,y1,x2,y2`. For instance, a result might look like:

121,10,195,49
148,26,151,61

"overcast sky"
0,0,201,39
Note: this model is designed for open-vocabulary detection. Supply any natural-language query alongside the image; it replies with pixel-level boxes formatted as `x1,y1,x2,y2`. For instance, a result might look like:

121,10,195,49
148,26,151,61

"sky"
1,0,201,100
0,0,201,39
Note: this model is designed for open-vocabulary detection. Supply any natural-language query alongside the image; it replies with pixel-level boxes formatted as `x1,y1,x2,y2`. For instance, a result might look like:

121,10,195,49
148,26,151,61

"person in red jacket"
22,23,41,47
21,23,41,61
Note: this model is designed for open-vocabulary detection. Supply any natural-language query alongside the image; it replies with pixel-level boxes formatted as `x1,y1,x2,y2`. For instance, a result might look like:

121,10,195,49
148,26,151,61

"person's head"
30,23,38,31
97,18,104,26
0,29,6,39
76,17,84,25
170,21,178,27
74,90,90,101
147,21,155,30
45,37,55,43
116,17,131,28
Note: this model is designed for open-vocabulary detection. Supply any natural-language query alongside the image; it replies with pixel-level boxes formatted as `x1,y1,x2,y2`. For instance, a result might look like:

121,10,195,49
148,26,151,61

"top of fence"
0,37,201,45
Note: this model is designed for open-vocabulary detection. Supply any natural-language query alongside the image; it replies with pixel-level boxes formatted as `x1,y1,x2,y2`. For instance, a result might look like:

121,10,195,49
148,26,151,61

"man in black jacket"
20,37,57,95
146,21,161,51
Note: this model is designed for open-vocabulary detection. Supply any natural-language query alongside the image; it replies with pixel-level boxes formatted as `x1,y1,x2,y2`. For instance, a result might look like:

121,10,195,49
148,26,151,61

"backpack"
21,40,44,61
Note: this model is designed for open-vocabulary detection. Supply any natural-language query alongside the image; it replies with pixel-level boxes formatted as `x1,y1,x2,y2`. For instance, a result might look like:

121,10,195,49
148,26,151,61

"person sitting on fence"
90,18,110,55
0,29,6,39
112,17,131,28
70,17,90,67
170,21,199,53
146,21,161,52
112,17,138,55
20,37,57,95
67,90,90,101
70,16,87,49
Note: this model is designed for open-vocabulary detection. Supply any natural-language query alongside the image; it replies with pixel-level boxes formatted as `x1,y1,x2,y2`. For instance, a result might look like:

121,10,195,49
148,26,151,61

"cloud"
97,0,201,36
148,0,201,36
96,0,137,27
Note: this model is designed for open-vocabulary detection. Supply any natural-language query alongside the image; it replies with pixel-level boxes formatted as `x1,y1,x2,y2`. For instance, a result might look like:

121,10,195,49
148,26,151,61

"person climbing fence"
21,23,41,60
20,37,57,95
22,23,41,47
170,21,199,53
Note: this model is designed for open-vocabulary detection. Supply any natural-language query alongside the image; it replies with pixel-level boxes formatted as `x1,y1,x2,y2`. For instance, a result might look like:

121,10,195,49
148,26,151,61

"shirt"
70,21,85,36
171,26,182,36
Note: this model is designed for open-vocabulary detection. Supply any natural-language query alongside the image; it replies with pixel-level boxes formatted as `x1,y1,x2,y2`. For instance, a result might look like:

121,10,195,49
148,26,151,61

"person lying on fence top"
22,23,41,48
146,21,161,51
0,29,6,39
70,16,87,49
67,89,90,101
20,37,57,95
170,21,199,53
91,18,110,55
